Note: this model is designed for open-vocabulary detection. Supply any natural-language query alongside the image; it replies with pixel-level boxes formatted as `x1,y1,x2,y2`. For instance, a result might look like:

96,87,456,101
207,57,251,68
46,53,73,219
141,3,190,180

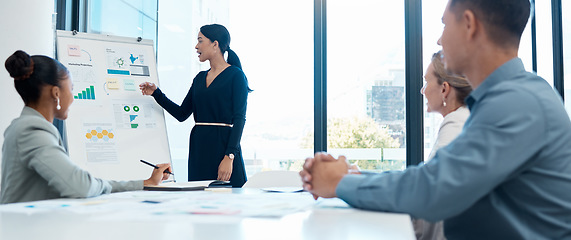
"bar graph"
74,86,95,100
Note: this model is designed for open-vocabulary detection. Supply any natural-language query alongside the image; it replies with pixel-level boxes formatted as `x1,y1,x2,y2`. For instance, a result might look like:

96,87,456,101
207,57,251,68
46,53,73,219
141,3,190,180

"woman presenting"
140,24,250,187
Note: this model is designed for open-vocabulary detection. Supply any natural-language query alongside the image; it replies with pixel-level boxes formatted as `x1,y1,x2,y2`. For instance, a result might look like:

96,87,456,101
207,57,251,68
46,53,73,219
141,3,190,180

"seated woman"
1,50,172,204
331,50,471,240
412,51,472,240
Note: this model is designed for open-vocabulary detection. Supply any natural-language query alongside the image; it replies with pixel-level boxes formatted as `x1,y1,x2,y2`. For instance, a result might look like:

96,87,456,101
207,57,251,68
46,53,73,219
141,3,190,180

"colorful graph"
74,86,95,100
85,127,115,142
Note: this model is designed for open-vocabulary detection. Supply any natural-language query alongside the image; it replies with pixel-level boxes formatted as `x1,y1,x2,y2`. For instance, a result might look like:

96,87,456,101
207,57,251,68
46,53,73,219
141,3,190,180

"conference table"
0,188,414,240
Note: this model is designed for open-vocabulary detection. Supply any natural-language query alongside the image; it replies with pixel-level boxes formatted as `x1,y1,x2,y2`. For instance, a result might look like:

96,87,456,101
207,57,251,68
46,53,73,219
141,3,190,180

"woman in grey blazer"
1,50,172,204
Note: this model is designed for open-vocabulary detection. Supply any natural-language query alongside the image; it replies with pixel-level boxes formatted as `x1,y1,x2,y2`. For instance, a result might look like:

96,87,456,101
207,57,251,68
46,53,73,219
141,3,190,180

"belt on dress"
195,122,233,127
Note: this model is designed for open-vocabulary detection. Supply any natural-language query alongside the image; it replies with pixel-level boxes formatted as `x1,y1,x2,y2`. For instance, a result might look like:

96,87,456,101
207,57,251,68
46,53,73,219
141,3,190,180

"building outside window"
326,0,405,172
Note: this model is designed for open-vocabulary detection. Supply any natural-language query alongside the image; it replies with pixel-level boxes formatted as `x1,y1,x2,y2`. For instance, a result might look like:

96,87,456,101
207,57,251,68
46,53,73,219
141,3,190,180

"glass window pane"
88,0,157,44
158,1,313,180
422,0,447,162
536,1,554,87
327,0,406,172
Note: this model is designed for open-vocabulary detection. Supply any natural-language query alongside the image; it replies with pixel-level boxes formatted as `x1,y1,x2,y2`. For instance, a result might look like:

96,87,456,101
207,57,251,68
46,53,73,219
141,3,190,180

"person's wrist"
331,174,347,197
143,179,151,186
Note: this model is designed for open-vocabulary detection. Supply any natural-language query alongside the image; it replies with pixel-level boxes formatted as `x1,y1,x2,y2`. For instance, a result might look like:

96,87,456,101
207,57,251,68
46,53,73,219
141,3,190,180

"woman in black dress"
140,24,250,187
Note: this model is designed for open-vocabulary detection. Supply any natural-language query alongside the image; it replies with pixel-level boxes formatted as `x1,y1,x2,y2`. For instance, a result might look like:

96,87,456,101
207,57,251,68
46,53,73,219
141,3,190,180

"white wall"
0,0,56,182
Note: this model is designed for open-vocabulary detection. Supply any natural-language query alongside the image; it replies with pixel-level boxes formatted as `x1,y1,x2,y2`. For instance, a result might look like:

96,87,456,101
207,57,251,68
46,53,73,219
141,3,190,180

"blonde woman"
413,51,472,240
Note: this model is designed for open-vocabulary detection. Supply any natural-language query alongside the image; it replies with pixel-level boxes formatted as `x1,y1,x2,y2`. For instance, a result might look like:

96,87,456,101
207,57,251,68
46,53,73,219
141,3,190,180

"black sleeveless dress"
151,66,248,187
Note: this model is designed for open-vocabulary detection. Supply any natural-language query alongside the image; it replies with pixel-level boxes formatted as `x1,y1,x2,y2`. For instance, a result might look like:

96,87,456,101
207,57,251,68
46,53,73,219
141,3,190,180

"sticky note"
123,79,136,91
107,78,120,89
68,45,81,56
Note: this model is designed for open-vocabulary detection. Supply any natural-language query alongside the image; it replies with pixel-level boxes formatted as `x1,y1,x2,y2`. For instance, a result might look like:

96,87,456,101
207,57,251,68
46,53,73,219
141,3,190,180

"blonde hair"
431,51,472,104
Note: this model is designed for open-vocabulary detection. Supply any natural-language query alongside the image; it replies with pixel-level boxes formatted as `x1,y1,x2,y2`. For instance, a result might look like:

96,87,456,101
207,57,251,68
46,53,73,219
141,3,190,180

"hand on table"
300,152,350,200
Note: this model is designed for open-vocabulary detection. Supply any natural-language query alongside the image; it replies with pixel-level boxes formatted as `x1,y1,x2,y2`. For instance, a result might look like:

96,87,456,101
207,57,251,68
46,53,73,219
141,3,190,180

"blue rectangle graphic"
107,69,130,75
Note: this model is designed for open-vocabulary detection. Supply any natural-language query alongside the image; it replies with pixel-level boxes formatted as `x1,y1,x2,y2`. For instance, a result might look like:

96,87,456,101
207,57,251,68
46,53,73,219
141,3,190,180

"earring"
56,98,61,110
442,97,447,107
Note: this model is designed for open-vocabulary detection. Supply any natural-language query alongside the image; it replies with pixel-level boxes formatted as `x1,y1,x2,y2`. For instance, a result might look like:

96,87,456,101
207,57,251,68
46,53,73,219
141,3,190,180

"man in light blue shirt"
300,0,571,239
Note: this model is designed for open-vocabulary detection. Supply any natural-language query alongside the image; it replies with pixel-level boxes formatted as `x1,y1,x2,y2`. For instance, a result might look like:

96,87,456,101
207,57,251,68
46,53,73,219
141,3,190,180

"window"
327,0,405,171
535,1,554,86
158,0,313,180
88,0,157,45
422,0,448,161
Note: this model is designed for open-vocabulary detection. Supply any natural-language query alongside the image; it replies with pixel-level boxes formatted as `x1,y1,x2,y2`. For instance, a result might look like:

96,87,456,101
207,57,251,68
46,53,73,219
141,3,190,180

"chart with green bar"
74,86,96,100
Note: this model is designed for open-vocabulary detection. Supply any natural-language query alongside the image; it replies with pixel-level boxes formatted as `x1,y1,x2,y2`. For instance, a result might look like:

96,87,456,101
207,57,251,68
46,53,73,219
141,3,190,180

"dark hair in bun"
5,50,69,105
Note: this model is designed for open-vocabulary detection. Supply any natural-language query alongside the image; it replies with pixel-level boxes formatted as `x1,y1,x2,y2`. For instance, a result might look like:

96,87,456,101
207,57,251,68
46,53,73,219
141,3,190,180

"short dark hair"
450,0,531,47
5,50,69,105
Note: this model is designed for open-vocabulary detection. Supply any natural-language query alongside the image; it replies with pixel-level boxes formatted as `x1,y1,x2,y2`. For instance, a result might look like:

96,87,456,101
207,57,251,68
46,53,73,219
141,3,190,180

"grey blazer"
1,107,143,204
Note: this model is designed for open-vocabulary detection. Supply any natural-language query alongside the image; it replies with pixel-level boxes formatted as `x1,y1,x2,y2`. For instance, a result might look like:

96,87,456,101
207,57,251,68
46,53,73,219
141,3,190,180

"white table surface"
0,189,414,240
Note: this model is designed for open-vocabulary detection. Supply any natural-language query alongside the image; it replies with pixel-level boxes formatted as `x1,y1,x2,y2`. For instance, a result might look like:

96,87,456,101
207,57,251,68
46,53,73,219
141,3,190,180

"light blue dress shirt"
336,58,571,239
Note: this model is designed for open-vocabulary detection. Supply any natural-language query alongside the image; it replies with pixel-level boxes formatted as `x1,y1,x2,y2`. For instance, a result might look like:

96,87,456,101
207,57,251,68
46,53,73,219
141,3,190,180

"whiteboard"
56,30,172,181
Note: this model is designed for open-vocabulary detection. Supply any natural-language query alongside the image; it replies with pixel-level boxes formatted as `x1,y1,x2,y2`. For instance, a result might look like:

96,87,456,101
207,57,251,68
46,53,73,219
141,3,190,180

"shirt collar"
21,106,46,119
466,57,526,109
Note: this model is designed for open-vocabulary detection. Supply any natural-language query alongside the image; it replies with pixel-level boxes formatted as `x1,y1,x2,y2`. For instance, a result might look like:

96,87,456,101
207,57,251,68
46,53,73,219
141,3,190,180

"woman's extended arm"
144,78,197,122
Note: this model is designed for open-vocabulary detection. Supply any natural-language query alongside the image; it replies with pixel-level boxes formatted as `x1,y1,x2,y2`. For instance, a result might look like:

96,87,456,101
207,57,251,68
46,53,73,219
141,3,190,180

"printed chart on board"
56,31,172,181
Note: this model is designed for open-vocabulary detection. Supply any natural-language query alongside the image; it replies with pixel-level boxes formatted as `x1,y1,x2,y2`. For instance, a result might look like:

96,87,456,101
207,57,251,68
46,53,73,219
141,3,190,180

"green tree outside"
300,117,402,171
